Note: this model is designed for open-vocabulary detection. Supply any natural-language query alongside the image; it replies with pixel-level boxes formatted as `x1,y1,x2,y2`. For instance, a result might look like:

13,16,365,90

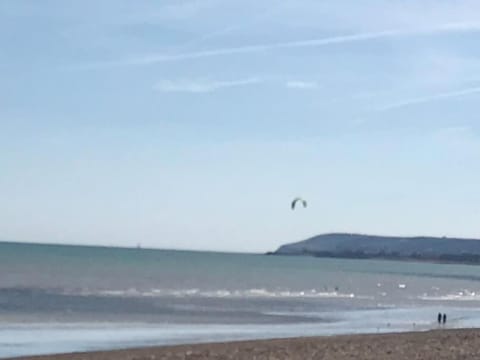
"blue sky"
2,1,480,252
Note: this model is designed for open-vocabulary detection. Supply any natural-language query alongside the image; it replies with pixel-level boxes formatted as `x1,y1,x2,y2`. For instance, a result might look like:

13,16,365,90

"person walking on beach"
442,313,447,325
437,312,442,325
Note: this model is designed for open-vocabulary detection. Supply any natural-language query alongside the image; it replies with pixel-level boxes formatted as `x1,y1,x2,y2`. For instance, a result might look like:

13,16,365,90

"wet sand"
18,328,480,360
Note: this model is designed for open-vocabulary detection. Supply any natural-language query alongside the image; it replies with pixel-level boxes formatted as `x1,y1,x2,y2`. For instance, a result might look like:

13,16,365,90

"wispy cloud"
153,78,261,93
285,81,319,90
377,86,480,111
81,22,480,69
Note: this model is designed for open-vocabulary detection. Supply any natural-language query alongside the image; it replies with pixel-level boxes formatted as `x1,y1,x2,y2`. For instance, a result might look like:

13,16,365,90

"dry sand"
17,329,480,360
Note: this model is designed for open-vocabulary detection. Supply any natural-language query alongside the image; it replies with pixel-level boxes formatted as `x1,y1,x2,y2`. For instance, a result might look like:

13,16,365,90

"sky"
2,1,480,252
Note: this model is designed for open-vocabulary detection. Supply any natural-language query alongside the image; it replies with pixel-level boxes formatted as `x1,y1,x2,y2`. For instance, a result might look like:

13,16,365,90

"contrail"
79,22,480,69
119,30,403,66
377,86,480,111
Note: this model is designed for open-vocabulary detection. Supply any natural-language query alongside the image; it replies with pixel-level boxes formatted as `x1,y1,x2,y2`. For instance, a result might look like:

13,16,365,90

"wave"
83,288,359,299
418,290,480,301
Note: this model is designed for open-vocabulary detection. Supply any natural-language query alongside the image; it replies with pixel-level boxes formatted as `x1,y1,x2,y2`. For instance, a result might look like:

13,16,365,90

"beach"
18,329,480,360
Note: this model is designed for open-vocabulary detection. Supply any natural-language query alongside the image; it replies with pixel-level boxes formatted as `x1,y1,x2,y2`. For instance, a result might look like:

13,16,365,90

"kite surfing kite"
291,197,307,210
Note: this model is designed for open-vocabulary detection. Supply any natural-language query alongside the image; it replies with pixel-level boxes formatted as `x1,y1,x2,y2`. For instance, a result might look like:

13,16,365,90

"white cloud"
153,78,261,93
285,81,319,89
377,86,480,111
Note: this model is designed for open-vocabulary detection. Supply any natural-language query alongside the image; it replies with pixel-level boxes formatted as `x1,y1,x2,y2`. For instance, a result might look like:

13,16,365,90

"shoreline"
17,328,480,360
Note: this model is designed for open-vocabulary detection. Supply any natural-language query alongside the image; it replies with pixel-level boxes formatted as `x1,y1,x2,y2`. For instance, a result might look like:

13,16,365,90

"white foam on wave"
418,289,480,301
418,291,480,301
88,288,360,299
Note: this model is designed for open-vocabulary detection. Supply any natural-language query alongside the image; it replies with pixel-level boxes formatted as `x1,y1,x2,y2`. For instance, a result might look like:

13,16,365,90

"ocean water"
2,242,480,358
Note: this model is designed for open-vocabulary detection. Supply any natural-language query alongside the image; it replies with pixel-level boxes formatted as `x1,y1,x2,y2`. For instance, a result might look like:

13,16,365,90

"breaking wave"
84,288,359,299
419,290,480,301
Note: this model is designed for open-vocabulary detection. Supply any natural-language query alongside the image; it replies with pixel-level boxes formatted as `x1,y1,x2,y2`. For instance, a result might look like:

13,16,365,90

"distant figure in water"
443,313,447,325
437,312,442,325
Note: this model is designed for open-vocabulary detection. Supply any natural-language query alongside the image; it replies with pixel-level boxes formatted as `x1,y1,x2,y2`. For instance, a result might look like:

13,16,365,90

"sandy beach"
17,328,480,360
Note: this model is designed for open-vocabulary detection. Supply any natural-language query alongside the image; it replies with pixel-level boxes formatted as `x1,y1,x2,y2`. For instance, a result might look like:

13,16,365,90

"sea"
2,241,480,358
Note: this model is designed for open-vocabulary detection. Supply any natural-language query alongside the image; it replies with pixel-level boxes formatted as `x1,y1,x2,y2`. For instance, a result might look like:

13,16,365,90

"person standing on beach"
437,313,442,325
443,313,447,325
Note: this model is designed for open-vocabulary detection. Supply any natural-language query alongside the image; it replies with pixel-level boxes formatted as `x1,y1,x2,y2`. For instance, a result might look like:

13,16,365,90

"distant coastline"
268,233,480,265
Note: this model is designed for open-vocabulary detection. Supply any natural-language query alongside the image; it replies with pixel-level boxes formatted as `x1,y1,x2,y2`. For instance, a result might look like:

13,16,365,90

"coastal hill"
270,233,480,263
